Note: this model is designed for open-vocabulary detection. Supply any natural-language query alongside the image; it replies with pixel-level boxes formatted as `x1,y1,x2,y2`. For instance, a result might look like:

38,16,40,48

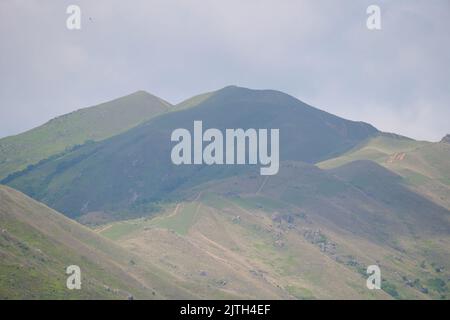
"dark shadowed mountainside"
4,86,378,219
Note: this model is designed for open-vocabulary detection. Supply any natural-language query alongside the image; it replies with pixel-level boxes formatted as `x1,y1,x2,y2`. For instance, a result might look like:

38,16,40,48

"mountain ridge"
0,91,171,180
4,86,380,219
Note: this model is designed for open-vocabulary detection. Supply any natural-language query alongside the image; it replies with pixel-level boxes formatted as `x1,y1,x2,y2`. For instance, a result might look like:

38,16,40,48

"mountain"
95,193,390,299
318,133,428,169
3,86,378,220
184,161,450,243
319,133,450,211
94,160,450,299
328,160,450,236
0,91,171,180
1,86,449,300
1,184,261,299
1,184,323,299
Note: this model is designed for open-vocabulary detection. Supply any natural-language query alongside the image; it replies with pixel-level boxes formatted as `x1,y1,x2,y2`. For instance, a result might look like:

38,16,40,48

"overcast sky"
1,0,449,141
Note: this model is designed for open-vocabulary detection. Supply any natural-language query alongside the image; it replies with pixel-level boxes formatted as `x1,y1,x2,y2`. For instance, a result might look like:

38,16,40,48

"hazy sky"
1,0,449,141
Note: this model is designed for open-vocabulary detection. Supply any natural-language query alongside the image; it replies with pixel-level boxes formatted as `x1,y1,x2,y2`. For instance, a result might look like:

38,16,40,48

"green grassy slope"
174,90,215,111
0,185,221,300
387,142,450,211
4,86,378,220
318,134,450,210
317,133,426,169
0,91,170,180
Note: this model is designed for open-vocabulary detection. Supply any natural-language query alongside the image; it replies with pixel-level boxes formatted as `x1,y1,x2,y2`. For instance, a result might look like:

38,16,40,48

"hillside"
0,91,171,180
318,134,450,210
95,192,390,299
318,133,428,169
0,185,218,299
187,161,449,299
183,161,450,242
96,160,450,299
174,90,215,111
3,86,378,220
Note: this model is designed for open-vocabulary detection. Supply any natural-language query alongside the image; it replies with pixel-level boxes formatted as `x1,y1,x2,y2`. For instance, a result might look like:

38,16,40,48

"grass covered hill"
4,86,378,220
0,185,207,299
319,134,450,211
0,91,171,180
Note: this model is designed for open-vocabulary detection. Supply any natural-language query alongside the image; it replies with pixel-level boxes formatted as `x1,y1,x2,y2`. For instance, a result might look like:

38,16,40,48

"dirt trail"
387,152,406,163
166,203,181,219
168,192,202,219
194,192,203,201
95,224,113,233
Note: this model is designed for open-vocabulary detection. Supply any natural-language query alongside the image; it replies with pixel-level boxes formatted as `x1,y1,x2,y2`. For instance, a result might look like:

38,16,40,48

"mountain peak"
217,85,284,95
129,90,151,97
